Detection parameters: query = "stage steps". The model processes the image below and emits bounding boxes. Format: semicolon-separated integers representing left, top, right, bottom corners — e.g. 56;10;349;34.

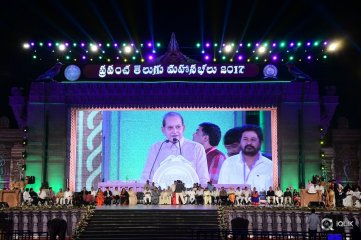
78;208;220;240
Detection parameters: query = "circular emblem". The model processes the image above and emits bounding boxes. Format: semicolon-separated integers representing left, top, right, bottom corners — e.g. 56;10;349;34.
152;155;199;189
263;64;278;79
64;65;81;81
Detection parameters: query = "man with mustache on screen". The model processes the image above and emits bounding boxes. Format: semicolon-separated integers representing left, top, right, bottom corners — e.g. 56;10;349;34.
141;112;210;185
218;124;273;192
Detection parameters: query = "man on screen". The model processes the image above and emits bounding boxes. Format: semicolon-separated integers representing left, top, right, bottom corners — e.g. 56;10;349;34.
192;122;226;184
141;112;210;184
218;124;273;191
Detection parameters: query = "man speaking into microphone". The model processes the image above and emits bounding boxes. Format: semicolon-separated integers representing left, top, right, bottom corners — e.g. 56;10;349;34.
141;112;210;185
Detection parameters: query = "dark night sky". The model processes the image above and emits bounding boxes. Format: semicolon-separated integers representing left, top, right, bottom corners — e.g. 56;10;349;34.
1;0;360;129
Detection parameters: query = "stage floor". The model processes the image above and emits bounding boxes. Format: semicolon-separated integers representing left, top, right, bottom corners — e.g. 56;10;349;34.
95;204;219;210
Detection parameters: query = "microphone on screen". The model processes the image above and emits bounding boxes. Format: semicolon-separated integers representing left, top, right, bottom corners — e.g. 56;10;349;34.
149;139;170;180
172;138;182;156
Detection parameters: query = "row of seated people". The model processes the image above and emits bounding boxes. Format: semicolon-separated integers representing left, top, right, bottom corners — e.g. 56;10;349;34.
305;180;361;208
22;187;74;206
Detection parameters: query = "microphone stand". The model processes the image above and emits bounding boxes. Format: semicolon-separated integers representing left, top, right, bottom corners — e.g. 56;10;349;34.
173;138;182;155
149;140;169;180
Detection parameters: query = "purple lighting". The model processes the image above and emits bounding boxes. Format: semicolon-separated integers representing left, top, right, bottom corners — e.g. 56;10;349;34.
238;55;243;61
272;55;278;61
205;43;210;48
81;43;85;47
255;43;260;47
306;42;311;46
323;41;328;45
239;43;243;47
147;55;154;61
48;43;52;47
31;42;35;46
82;56;86;60
204;55;210;61
147;42;152;47
272;43;276;47
307;55;312;60
114;43;118;47
290;42;294;47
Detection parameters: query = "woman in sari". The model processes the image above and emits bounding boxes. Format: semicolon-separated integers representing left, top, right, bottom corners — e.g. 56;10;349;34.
120;188;129;205
128;187;138;205
251;187;260;206
96;188;104;206
293;189;300;207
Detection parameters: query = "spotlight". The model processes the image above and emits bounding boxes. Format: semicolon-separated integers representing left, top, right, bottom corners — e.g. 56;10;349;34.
327;41;341;52
23;43;30;49
22;139;27;145
223;44;233;54
22;151;27;158
123;45;132;54
23;127;28;133
58;44;66;51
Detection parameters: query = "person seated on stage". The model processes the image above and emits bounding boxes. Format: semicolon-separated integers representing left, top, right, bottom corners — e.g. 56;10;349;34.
242;187;251;205
55;188;65;205
64;188;73;205
228;187;236;205
80;187;87;204
235;187;242;206
343;188;354;207
119;188;129;205
128;187;138;205
143;186;152;205
90;187;97;200
84;191;94;205
335;183;344;207
23;188;32;205
112;187;120;205
38;187;49;205
103;187;112;205
203;187;212;205
95;188;104;206
283;188;293;206
266;186;275;205
307;183;317;194
195;186;204;205
306;180;313;191
187;188;196;204
293;189;300;207
29;188;39;205
275;187;283;206
352;187;361;207
48;187;56;205
219;187;228;205
211;187;220;205
251;187;260;206
151;186;160;205
160;188;170;205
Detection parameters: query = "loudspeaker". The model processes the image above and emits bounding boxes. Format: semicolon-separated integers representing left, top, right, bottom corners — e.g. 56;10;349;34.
0;202;9;208
27;176;35;184
308;201;325;208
